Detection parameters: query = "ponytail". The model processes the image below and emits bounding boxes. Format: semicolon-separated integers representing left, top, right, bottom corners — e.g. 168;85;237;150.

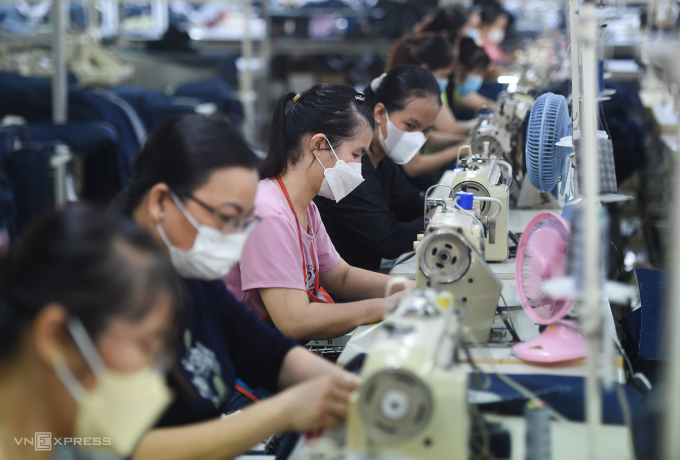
260;84;375;180
385;35;414;72
261;92;297;179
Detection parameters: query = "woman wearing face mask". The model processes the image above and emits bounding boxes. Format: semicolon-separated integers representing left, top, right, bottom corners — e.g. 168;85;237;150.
225;84;408;341
314;66;441;273
117;113;361;460
0;203;181;460
447;36;498;116
385;33;472;183
478;0;510;64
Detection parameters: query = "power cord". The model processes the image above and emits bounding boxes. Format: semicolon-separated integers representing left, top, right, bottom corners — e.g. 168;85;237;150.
498;294;521;343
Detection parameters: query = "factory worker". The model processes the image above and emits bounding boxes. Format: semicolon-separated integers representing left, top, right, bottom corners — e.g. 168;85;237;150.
478;0;510;64
418;4;478;57
448;37;498;114
117;113;361;460
0;203;181;460
314;66;440;272
385;32;473;183
225;84;410;341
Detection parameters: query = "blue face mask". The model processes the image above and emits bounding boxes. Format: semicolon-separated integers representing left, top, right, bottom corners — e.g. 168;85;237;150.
466;29;482;44
436;77;449;93
457;75;483;97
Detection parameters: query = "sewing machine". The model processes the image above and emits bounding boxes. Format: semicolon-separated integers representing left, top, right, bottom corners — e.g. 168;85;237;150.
469;91;534;160
346;289;468;460
450;147;511;262
414;192;503;343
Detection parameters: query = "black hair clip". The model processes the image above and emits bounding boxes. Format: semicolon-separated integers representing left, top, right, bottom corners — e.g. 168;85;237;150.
355;92;365;102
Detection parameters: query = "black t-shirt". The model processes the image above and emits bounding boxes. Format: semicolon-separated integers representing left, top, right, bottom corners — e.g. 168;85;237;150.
158;279;297;427
314;154;425;272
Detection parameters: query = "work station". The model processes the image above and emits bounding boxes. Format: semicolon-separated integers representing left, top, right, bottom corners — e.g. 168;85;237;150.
0;0;677;459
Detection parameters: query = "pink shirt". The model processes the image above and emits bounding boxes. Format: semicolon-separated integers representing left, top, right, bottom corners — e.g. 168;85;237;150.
482;40;507;63
224;179;341;320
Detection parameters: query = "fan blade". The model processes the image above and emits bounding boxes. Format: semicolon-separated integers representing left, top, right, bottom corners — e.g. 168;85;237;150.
542;276;575;299
527;227;565;276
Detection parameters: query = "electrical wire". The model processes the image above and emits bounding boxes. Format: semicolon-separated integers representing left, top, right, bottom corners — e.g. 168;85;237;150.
499;294;521;342
469;404;492;460
461;329;569;423
605;238;625;279
612;336;636;381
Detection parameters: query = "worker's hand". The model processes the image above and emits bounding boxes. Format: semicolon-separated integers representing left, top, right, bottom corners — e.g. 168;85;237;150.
381;283;416;317
277;374;359;432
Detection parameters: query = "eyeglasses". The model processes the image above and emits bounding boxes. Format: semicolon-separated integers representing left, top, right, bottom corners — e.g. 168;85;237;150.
185;193;261;233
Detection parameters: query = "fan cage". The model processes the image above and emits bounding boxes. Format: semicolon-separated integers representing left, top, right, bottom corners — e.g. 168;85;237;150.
525;93;571;193
516;212;573;325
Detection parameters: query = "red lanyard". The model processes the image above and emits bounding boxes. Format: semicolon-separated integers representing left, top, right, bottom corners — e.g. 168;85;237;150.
275;176;321;294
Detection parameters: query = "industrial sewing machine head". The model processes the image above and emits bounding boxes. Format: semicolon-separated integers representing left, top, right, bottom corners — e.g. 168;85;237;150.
451;145;511;262
414;191;502;343
469;91;534;161
346;287;469;460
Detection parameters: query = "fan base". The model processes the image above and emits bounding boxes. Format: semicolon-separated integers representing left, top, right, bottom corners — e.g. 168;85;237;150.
512;321;587;363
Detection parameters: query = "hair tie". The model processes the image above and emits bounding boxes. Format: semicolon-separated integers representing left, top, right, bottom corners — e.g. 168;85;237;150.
370;73;387;93
292;94;301;103
355;92;365;102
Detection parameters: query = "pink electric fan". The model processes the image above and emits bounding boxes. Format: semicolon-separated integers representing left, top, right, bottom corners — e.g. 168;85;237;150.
512;212;587;363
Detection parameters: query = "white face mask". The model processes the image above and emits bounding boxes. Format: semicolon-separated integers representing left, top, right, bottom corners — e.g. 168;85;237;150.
487;27;505;44
157;192;253;280
378;111;427;165
316;138;364;202
52;317;172;458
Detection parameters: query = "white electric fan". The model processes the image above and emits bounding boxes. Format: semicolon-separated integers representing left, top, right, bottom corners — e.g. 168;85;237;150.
512;212;586;362
525;92;574;205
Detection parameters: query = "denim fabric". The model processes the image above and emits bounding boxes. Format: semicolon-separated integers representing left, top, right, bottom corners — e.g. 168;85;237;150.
0;172;16;241
27;122;121;202
635;268;666;360
470;373;642;424
5;145;53;231
0;72;144;185
111;85;199;131
0;124;30;170
173;78;243;123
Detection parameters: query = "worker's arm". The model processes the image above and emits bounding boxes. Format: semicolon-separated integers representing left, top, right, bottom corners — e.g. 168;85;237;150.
484;63;505;80
260;258;412;340
320;257;411;301
401;141;470;178
133;374;356;460
424;131;468;150
434;105;476;135
457;92;499;112
259;286;384;340
277;346;359;390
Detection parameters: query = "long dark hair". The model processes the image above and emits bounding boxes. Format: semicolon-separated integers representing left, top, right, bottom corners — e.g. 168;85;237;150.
119;113;260;215
385;33;454;73
260;84;374;179
478;0;506;25
0;203;182;357
446;37;491;106
422;5;471;42
364;65;441;115
459;36;491;72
